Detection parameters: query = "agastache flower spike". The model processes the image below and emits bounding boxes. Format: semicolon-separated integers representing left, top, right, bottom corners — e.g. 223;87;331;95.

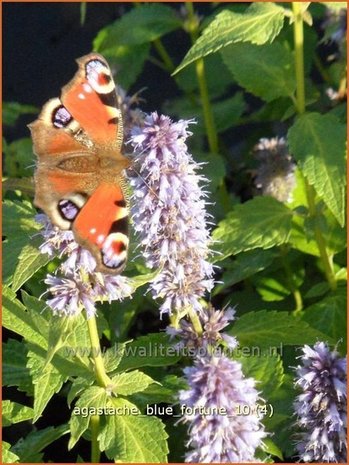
37;215;132;318
129;113;214;317
179;354;266;462
294;341;347;462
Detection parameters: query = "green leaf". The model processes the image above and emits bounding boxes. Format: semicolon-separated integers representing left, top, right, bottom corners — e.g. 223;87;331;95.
2;286;48;349
236;351;284;400
221;42;296;102
232;310;333;348
45;313;91;367
94;3;181;48
27;348;67;422
11;425;69;463
2;200;42;285
112;370;157;396
3;339;33;394
67;377;94;407
99;398;168;462
213;250;277;293
129;268;161;292
97;44;150;90
3;138;34;177
93;3;181;89
288;113;346;226
131;374;184;407
302;289;347;347
69;386;108;449
212;197;293;260
2;442;19;463
3;101;37;127
262;438;284;461
117;333;182;372
103;343;128;373
2;400;34;426
12;244;51;291
174;3;285;74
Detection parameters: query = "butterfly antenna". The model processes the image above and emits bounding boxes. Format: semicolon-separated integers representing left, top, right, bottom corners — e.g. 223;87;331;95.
127;165;163;205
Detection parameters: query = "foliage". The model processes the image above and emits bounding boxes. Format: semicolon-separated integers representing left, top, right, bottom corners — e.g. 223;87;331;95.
3;2;347;463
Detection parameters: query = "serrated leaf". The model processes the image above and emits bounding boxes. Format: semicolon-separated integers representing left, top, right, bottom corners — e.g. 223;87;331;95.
131;375;184;407
112;370;156;396
117;333;182;372
174;3;285;74
12;244;50;291
232;310;333;348
2;400;34;426
221;42;296;102
3;101;37;126
69;386;108;449
2;442;19;463
103;343;127;373
2;286;48;349
302;289;347;347
99;398;168;462
213;250;277;293
236;352;284;401
3;339;33;394
27;348;67;422
288;113;346;226
2;200;42;285
212;197;293;260
11;425;69;463
67;377;94;407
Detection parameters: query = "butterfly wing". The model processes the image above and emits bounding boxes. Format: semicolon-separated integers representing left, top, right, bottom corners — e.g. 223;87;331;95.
30;53;130;273
73;182;129;273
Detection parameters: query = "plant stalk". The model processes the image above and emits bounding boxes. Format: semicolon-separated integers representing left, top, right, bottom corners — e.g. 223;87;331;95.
292;2;337;290
186;2;219;154
86;314;112;387
90;415;101;463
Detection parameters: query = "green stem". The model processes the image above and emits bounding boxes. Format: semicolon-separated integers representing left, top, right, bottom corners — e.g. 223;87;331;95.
188;307;203;336
153;38;175;73
90;415;101;463
186;2;219;154
292;2;337;291
280;245;303;312
293;2;306;114
305;185;337;290
86;314;112;388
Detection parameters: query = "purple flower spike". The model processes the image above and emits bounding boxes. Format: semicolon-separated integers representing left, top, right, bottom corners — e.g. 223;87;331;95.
37;214;132;318
294;341;347;462
179;354;266;462
129;113;215;317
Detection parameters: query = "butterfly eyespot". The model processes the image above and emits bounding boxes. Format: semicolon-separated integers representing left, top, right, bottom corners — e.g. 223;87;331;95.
58;199;80;221
53;105;73;128
31;53;130;275
85;58;115;96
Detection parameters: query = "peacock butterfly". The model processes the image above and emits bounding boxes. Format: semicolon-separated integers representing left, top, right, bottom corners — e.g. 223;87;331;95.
29;53;130;274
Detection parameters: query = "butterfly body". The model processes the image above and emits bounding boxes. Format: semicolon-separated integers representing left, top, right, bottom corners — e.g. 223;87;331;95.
30;53;130;274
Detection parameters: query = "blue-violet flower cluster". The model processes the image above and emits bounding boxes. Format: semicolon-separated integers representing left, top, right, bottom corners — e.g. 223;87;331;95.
37;214;132;318
129;113;214;317
179;354;266;462
294;341;347;462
